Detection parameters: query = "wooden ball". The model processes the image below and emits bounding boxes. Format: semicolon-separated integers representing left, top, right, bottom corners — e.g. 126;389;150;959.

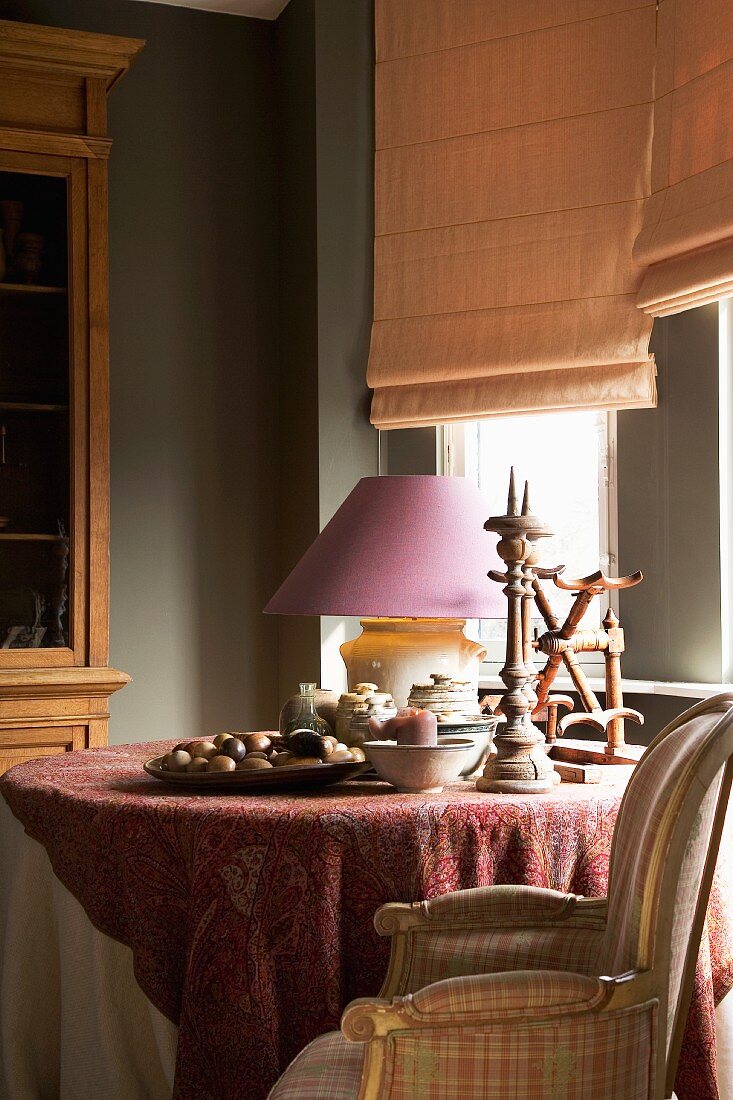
246;751;269;760
195;742;219;761
244;733;272;755
213;733;234;748
168;750;192;772
271;752;293;767
497;536;529;563
187;757;209;773
208;755;236;772
349;746;366;762
236;757;273;770
173;741;191;754
282;755;322;766
220;738;246;763
329;749;355;763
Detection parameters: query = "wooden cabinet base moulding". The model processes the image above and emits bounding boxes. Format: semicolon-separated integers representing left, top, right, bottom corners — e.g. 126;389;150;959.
0;667;130;775
0;21;143;770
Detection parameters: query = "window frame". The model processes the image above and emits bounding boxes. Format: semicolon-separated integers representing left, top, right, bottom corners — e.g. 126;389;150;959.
438;412;619;674
719;299;733;682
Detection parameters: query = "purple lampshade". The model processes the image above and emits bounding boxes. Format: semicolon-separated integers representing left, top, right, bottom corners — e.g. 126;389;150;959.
264;475;504;619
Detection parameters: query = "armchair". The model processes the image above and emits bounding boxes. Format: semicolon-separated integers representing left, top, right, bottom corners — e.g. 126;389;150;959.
269;694;733;1100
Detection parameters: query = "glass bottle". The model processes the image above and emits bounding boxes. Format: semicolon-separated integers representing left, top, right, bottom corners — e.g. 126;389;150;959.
283;682;332;739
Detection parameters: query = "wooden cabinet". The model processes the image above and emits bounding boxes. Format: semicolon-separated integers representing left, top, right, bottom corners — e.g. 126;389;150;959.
0;21;144;772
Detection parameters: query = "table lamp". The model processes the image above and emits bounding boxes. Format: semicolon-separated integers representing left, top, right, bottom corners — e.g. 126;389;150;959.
264;475;503;706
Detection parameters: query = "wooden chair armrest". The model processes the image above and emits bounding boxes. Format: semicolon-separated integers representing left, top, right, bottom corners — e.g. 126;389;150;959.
345;968;654;1040
375;886;607;937
567;895;608;926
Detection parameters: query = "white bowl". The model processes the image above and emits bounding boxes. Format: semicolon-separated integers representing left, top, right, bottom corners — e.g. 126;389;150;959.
364;738;475;793
437;719;497;777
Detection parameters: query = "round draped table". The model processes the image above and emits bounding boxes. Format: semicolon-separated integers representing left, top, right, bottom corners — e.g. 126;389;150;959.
1;740;731;1100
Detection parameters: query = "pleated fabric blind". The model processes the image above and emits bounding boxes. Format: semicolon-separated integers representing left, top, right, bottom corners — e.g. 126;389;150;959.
635;0;733;317
368;1;659;430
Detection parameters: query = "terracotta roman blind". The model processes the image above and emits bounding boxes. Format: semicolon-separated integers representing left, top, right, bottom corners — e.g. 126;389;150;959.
635;0;733;317
369;1;659;430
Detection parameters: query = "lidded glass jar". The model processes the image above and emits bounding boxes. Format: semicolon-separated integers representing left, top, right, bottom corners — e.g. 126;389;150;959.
282;682;332;739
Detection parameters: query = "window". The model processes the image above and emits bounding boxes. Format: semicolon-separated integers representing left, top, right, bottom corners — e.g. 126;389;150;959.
442;411;617;666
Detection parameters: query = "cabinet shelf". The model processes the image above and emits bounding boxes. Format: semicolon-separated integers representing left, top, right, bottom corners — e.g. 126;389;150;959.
0;282;67;295
0;401;68;412
0;532;65;541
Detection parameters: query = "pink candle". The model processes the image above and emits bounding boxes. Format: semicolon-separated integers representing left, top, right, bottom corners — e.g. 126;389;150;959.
368;707;438;747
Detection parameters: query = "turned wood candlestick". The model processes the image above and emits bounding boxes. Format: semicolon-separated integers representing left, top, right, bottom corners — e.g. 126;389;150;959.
476;472;556;794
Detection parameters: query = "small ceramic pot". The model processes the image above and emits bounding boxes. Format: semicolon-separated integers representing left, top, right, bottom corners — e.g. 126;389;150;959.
347;691;397;747
408;673;483;722
1;201;22;274
335;684;385;743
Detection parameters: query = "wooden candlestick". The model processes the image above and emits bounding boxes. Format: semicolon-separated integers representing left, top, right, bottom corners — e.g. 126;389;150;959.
476;472;556;794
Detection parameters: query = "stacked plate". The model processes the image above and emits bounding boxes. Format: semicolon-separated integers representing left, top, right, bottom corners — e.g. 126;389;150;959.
407;673;483;726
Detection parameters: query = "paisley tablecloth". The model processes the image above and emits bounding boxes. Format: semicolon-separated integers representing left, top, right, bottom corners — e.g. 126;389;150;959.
1;741;731;1100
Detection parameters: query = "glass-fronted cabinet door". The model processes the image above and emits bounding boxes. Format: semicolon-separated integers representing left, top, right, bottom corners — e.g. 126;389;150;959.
0;153;85;666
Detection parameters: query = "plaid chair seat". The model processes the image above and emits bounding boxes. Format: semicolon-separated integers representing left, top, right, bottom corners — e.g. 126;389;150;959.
269;1031;363;1100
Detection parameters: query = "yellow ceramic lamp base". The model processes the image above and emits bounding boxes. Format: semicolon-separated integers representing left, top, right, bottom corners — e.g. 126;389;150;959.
339;618;486;709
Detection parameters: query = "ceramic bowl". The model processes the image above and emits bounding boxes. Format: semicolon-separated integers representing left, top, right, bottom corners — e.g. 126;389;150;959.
437;717;497;777
363;738;475;793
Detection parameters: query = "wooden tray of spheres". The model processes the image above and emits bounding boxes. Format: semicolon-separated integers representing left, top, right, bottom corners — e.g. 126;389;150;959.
144;756;370;792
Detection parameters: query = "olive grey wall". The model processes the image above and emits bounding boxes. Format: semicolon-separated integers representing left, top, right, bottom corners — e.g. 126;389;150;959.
314;0;379;693
618;305;721;684
273;0;322;702
274;0;378;702
617;306;721;739
4;0;282;740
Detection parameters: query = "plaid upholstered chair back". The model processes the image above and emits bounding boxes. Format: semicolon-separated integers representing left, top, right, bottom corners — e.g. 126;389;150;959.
600;694;733;1094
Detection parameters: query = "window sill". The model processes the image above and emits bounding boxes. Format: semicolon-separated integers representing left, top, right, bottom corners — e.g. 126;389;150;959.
478;674;732;701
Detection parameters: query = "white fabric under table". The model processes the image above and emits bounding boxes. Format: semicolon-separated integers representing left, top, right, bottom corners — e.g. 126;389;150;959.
0;796;178;1100
1;795;731;1100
